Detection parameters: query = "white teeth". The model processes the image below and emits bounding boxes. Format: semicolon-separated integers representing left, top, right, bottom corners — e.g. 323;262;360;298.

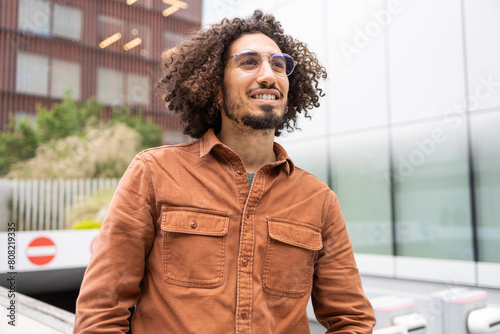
254;94;276;100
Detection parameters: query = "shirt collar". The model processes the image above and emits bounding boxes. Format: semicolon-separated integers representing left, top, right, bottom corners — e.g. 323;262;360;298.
200;129;295;176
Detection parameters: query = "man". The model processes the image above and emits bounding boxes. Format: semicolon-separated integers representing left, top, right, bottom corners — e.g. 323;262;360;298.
74;10;376;333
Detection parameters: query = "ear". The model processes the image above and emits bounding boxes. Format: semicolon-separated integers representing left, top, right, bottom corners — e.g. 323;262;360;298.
217;87;223;108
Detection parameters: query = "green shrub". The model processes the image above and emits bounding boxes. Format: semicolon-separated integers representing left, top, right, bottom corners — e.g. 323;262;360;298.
0;115;39;175
71;219;102;230
1;91;162;178
6;123;141;179
67;189;115;229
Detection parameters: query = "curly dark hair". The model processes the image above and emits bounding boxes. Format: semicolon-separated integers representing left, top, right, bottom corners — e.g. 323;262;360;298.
157;10;327;138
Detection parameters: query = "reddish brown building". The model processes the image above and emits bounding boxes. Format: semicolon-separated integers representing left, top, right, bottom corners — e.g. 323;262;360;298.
0;0;202;143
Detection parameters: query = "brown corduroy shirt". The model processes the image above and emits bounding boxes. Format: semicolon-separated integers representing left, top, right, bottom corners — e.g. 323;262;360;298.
74;129;375;333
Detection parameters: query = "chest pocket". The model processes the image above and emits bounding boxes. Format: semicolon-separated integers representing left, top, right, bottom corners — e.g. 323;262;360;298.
161;207;230;288
262;218;323;298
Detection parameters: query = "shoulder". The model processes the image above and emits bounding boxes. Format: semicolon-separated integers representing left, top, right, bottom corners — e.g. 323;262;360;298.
136;139;200;163
291;166;333;194
140;139;199;155
285;165;339;214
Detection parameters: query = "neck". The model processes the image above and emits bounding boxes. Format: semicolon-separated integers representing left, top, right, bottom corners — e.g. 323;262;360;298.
217;122;276;173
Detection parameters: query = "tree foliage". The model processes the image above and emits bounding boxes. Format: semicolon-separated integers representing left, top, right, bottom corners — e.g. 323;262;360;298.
0;116;39;175
7;123;142;179
111;107;161;149
0;91;162;177
36;94;102;143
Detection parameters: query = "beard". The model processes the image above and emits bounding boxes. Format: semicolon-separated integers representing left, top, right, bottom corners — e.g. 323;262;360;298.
222;89;286;131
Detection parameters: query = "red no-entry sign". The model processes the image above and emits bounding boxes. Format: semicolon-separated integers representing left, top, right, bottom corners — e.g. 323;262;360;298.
26;237;57;266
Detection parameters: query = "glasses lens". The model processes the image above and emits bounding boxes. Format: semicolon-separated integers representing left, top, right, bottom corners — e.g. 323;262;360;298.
236;51;261;72
270;55;287;76
234;50;295;76
271;54;295;76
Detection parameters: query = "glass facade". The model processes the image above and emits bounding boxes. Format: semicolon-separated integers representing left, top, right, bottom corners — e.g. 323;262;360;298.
330;129;392;256
472;112;500;263
392;120;473;261
204;0;500;286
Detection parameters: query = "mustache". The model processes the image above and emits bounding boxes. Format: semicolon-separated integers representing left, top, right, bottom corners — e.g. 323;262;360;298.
246;84;284;98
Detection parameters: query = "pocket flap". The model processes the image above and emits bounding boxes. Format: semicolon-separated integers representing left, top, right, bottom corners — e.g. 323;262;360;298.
161;207;229;236
267;218;323;250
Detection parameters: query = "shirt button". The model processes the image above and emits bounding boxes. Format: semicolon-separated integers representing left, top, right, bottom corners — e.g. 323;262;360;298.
242;259;248;267
241;311;248;319
190;221;197;229
237;170;243;175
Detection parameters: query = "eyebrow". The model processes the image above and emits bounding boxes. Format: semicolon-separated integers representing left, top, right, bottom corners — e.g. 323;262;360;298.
231;49;283;57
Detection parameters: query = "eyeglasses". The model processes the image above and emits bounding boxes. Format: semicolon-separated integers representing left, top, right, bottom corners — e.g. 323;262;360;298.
228;49;295;77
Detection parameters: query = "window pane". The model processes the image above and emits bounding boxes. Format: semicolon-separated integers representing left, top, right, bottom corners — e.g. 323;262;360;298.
471;112;500;263
330;129;392;255
15;111;36;123
125;24;151;58
51;59;81;99
98;15;125;52
127;74;150;106
97;68;123;106
18;0;50;35
53;4;82;40
392;119;473;261
16;52;49;96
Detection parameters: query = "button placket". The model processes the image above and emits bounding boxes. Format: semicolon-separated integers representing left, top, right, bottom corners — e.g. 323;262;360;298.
236;206;256;332
235;165;269;332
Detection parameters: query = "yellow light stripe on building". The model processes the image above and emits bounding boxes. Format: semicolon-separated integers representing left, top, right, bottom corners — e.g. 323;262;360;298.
123;37;142;51
99;33;122;49
162;5;180;17
162;0;188;10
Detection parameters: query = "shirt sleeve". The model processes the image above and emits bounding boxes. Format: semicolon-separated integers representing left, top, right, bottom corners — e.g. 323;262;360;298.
311;191;376;333
73;154;156;333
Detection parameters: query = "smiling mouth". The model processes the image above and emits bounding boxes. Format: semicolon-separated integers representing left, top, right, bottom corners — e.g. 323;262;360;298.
252;94;277;100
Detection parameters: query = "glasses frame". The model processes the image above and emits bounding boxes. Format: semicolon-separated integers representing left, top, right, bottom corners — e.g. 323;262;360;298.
227;49;296;77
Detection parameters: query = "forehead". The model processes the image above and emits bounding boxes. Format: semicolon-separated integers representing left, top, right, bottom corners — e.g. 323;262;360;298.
230;33;282;55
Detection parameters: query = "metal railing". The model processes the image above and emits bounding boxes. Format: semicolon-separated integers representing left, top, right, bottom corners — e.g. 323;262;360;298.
2;178;118;231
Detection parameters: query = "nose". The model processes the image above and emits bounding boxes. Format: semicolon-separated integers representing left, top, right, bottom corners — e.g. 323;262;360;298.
256;56;277;85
